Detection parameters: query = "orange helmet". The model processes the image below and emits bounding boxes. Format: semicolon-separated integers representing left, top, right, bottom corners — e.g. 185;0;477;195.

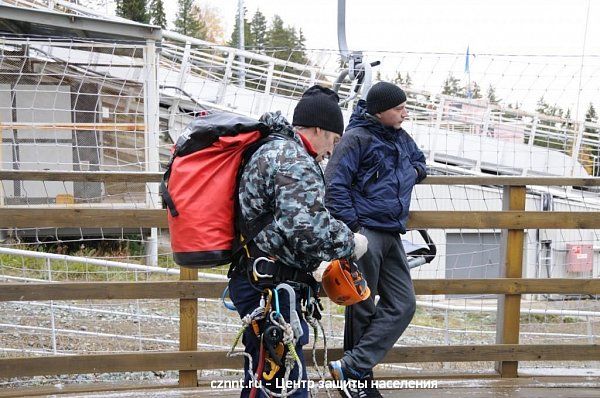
321;259;371;306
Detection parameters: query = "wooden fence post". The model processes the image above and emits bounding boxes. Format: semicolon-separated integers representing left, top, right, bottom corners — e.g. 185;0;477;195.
179;267;198;387
495;185;526;377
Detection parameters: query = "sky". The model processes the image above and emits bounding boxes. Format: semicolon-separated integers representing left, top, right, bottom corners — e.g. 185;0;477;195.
162;0;600;55
156;0;600;118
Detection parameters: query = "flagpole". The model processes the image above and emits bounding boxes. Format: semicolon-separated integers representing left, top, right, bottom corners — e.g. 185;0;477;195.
465;45;472;99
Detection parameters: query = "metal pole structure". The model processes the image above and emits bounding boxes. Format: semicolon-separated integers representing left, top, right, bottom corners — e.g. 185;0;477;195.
237;0;246;88
337;0;350;62
0;117;5;243
143;39;160;268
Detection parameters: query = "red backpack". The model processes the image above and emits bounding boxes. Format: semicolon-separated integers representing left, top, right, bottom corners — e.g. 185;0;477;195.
161;113;275;268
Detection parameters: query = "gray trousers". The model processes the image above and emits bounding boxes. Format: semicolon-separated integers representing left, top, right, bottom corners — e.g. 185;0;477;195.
343;227;416;373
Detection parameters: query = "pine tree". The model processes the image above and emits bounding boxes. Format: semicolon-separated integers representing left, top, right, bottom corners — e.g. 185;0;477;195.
487;84;500;104
290;28;308;64
267;15;292;60
441;73;461;96
471;81;482;99
586;102;598;123
392;72;412;88
250;10;268;52
149;0;166;28
405;72;412;88
393;71;405;86
228;5;251;48
116;0;149;24
536;96;550;114
174;0;206;39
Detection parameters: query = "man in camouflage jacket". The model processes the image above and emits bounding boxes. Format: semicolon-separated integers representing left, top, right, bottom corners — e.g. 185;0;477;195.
228;86;368;397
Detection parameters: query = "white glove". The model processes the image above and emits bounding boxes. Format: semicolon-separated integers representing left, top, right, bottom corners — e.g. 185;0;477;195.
312;261;330;282
353;232;369;260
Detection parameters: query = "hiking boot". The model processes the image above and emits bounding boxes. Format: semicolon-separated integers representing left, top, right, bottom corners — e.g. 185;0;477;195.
328;360;383;398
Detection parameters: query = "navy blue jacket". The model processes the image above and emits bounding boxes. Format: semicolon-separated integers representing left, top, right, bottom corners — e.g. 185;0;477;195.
325;100;427;234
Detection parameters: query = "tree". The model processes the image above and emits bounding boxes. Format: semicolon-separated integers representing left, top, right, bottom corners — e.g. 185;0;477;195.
116;0;149;24
536;96;550;114
487;84;500;105
405;72;412;88
228;5;251;48
267;15;294;60
471;81;482;99
174;0;206;39
195;4;224;43
441;73;461;96
393;71;405;86
290;28;308;64
249;9;268;52
393;71;412;88
149;0;166;28
585;102;597;123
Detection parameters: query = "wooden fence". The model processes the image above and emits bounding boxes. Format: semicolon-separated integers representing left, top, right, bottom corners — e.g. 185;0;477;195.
1;172;600;388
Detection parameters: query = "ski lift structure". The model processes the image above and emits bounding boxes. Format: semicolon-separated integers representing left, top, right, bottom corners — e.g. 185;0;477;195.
333;0;436;269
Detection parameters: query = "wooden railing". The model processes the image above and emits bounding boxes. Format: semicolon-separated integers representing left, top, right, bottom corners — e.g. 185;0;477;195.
1;171;600;387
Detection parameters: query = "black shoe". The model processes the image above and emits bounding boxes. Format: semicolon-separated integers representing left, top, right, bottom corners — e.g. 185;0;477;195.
328;361;382;398
361;378;383;398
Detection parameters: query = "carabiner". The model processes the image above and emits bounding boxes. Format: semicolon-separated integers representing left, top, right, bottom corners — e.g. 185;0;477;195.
252;257;275;279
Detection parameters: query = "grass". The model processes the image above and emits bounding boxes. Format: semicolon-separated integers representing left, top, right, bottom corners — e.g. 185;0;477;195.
0;236;232;282
521;313;579;324
1;238;178;282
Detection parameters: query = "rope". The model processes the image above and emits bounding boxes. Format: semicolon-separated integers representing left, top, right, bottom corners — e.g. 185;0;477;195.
227;291;304;398
307;315;333;398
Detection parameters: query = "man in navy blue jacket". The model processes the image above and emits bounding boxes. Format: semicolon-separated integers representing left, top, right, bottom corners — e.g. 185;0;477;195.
325;82;427;398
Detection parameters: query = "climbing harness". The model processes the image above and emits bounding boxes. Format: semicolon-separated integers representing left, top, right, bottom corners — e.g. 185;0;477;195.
227;284;307;398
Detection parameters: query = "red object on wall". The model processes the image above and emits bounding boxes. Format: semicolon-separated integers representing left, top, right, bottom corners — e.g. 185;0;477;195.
566;244;593;273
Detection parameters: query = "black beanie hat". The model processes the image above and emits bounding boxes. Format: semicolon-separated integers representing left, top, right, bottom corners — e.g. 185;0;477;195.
292;85;344;135
366;82;407;115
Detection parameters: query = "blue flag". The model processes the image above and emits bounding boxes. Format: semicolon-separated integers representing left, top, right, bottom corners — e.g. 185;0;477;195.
465;45;472;98
465;45;470;74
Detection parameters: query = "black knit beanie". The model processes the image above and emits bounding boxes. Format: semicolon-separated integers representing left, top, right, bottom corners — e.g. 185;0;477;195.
292;85;344;135
366;82;407;115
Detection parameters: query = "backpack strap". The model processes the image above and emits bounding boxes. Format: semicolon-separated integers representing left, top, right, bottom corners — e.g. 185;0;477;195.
160;155;179;217
231;135;288;262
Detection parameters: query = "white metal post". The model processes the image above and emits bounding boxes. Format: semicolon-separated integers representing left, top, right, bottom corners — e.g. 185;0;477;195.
309;69;317;87
46;258;58;354
571;121;586;176
476;106;492;172
528;116;539;147
168;41;192;140
430;97;445;163
258;61;275;115
216;52;235;105
144;39;160;268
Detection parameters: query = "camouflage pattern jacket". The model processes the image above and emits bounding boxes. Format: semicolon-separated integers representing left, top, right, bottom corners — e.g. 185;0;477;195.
238;112;354;271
